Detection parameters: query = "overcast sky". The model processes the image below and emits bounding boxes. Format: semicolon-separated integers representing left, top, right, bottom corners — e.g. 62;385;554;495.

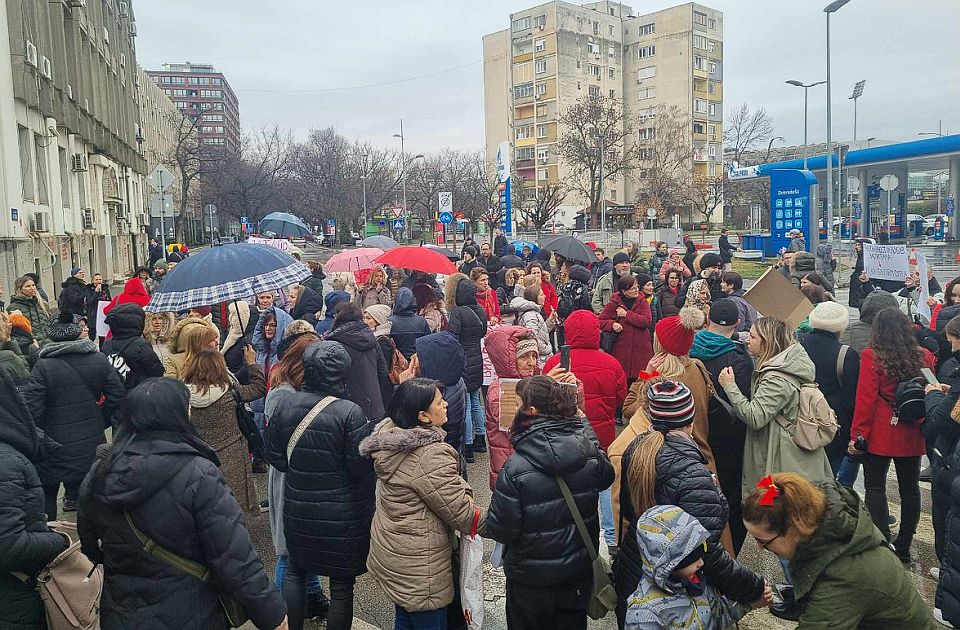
134;0;959;157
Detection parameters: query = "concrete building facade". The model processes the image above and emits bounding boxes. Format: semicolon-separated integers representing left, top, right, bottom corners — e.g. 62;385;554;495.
146;62;239;153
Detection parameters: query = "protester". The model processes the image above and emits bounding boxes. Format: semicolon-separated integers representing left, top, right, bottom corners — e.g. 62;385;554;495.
183;346;264;514
84;272;111;339
103;276;151;321
163;316;218;379
789;251;818;289
326;302;390;421
511;282;555;366
676;253;724;309
593;252;633;313
412;282;446;333
614;379;767;627
148;238;164;267
557;263;593;322
924;355;960;572
363;304;396;372
58;267;87;317
938;460;960;626
412;332;467;465
683;278;712;319
484;375;614;629
600;274;653;392
479;241;503;288
446;273;489;461
525;262;558;319
591;247;614;287
848;238;874;309
850;308;934;562
720;271;758;332
718;317;832;497
264;341;375;630
167;244;185;263
78;378;287;630
0;312;29;382
302;260;326;295
9;275;52;345
102;303;165;390
290;285;325;329
839;289;898;353
315;289;350;336
497;268;524;323
648;242;670;280
471;267;501;323
354;266;391;308
718;228;737;271
742;473;929;628
624;241;649;276
143;311;175;364
8;312;39;369
682;238;698;273
786;228;806;253
519;244;535;264
385;287;428;362
361;378;483;629
220;300;252;373
656;268;684;319
23;310;125;518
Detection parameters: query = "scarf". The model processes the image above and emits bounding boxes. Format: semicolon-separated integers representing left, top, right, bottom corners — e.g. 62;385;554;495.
620;294;637;310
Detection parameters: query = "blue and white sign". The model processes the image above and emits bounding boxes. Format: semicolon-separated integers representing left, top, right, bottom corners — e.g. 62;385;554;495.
393;218;405;230
727;161;761;181
769;169;818;254
496;141;513;235
240;216;249;224
438;211;453;225
326;219;336;227
948;198;956;218
10;208;18;221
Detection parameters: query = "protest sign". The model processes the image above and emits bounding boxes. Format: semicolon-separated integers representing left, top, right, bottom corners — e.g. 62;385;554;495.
498;379;521;430
914;249;931;322
480;324;506;386
95;301;111;338
863;244;909;282
743;267;814;330
248;236;290;252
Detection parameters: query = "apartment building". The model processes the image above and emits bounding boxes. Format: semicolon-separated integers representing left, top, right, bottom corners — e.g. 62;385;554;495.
483;1;724;228
0;0;153;298
147;62;240;152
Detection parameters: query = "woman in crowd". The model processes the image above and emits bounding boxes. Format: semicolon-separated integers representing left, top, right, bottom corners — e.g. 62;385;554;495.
683;278;712;319
511;281;555;366
326;302;391;420
850;308;934;562
163;316;218;379
302;260;326;296
498;268;524;323
361;378;483;629
389;287;431;360
78;378;288;630
614;378;767;627
0;369;71;630
84;272;112;339
600;275;653;401
182;346;265;515
316;289;351;336
363;304;396;373
682;239;698;274
526;262;558;319
264;341;375;630
289;285;326;329
411;332;468;468
848;238;874;310
354;266;392;309
102;304;166;391
657;249;692;282
484;375;614;629
220;301;252;374
657;268;684;319
637;274;662;330
413;283;446;333
144;311;176;363
0;312;29;382
446;273;489;461
742;473;929;627
718;317;832;497
8;313;39;369
648;241;670;279
800;272;830;292
9;275;52;345
249;306;295;472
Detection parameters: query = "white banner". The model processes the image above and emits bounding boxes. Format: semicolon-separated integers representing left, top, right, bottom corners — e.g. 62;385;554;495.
247;236;290;252
862;243;909;282
914;249;932;322
95;301;111;338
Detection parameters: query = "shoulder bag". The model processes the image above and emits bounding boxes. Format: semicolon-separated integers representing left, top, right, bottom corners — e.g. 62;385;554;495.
556;477;617;620
836;344;849;394
386;337;409;385
287;396;337;462
229;385;263;455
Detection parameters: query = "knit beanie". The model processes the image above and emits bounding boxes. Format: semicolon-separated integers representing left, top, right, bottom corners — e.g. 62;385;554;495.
515;337;539;359
8;313;32;335
646;380;696;430
613;252;631;265
48;310;81;342
655;307;706;356
70;267;82;276
699;252;722;271
365;304;391;326
192;305;213;317
635;273;652;290
808;301;849;334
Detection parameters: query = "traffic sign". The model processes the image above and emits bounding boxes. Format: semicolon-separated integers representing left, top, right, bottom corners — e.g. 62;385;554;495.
240;216;249;224
378;220;386;226
438;211;453;225
326;218;336;226
391;207;404;218
150;194;175;219
879;174;899;192
438;192;453;217
393;218;405;230
146;165;174;193
947;198;956;218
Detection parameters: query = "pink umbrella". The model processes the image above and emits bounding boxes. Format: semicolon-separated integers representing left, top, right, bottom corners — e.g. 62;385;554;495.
323;247;384;272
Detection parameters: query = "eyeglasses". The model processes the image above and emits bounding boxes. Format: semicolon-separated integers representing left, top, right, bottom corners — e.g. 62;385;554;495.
753;533;781;550
264;323;278;329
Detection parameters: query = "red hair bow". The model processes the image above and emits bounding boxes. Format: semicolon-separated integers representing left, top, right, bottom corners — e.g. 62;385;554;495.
639;369;660;381
757;475;779;506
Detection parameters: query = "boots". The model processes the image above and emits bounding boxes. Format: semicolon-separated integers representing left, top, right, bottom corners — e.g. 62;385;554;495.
473;434;487;453
464;443;475;463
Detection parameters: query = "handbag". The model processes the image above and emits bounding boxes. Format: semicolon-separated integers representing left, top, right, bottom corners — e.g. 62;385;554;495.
556;477;617;620
386;338;409;385
12;521;103;630
229;385;263;456
459;508;484;629
124;511;248;627
599;330;619;353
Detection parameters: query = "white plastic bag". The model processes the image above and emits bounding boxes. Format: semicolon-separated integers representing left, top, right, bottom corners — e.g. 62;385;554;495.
460;509;484;629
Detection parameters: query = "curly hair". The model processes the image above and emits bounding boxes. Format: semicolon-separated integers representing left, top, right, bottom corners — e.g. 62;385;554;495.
870;308;924;381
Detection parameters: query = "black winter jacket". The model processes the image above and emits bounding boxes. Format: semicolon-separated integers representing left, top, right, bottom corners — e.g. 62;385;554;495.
10;328;39;369
389;288;431;360
483;416;614;586
58;276;87;317
925;386;960;562
446;275;488;392
416;331;467;459
0;371;69;630
102;304;165;390
79;428;285;630
557;265;594;321
291;285;325;327
84;284;112;339
799;329;861;463
23;339;125;484
325;320;390;420
940;475;960;624
615;434;764;617
263;341;376;578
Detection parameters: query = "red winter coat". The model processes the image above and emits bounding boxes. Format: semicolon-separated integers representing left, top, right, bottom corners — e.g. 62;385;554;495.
543;310;626;451
476;288;501;322
851;347;934;458
541;279;558;318
598;292;653;380
103;278;151;339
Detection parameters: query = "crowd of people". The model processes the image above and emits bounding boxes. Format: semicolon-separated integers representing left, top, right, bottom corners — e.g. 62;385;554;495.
0;231;953;629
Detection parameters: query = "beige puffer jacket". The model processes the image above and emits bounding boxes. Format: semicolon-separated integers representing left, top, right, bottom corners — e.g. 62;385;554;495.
359;418;484;612
162;316;217;379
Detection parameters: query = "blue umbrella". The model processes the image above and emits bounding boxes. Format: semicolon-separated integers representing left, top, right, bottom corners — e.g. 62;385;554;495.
146;243;310;312
361;235;400;250
258;212;312;238
511;240;539;254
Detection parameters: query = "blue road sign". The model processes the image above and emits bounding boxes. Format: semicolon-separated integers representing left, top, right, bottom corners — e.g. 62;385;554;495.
948;198;956;218
438;211;453;225
393;218;405;230
240;216;248;224
378;220;386;226
327;218;336;226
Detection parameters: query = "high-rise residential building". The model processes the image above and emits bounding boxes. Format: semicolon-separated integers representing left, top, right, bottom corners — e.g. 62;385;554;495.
483;1;724;229
147;62;240;151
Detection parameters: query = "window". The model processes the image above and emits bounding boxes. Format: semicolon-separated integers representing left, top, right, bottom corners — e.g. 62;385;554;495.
694;11;707;26
637;45;655;59
611;189;617;200
694;56;707;71
516;125;534;139
708;80;715;94
175;101;188;109
512;16;531;31
537;147;548;161
709;61;718;75
608;44;615;57
204;137;225;146
609;24;614;35
609;88;615;98
694;98;708;113
693;121;706;134
533;14;546;28
708;143;718;159
708;40;716;53
709;163;718;176
211;78;222;85
587;42;600;55
514;83;534;98
638;126;655;140
693;35;708;50
535;60;546;74
163;89;171;95
160;76;171;84
589;64;600;76
34;135;48;205
536;82;546;95
202;114;224;121
536;104;547;117
18;126;33;201
58;148;70;208
638;86;656;100
534;38;545;52
639;148;653;160
608;67;615;79
170;76;184;84
200;90;222;98
639;23;655;36
638;65;656;80
708;124;717;139
592;21;599;35
172;89;189;97
538;168;549;180
709;102;719;117
638;106;656;119
214;102;224;111
516;147;535;161
188;77;199;85
709;18;716;30
588;85;600;97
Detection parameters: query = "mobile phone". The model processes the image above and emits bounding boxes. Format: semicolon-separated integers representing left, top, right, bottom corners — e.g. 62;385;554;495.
560;345;571;371
921;368;940;387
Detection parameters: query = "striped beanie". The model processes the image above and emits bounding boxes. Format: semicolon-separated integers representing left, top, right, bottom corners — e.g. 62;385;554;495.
647;380;696;430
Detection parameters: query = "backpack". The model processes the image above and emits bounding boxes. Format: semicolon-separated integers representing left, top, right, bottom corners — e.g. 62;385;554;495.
880;377;926;425
774;372;839;452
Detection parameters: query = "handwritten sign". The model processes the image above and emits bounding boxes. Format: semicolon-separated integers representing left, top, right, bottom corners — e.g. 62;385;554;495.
498;378;521;431
914;249;931;322
743;267;813;330
480;324;506;386
247;236;290;252
862;244;909;282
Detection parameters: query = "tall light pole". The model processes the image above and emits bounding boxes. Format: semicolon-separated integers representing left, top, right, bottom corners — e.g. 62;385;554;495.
785;80;825;171
765;136;785;162
919;120;944;138
360;153;369;237
393;121;421;242
849;79;865;141
824;0;854;245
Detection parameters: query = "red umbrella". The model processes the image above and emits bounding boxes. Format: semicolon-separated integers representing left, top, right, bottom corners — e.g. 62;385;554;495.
374;246;456;275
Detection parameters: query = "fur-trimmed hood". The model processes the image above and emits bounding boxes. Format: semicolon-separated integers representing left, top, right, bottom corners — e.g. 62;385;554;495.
167;316;214;354
444;273;475;312
38;338;98;358
143;311;176;344
359;417;445;479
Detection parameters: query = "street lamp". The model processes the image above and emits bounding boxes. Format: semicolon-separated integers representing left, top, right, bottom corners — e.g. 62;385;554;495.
393;120;423;242
786;80;826;170
849;79;866;141
765;136;785;162
824;0;854;244
919;120;944;138
360;153;369;237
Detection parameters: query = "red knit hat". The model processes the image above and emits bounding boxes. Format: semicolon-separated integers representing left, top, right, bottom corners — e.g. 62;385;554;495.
8;313;32;335
654;307;706;356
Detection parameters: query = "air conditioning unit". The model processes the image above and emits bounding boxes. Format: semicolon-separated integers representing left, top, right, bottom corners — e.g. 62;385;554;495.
25;41;38;67
72;153;88;171
31;212;51;233
40;56;52;79
82;98;90;112
118;1;128;16
82;208;95;230
102;27;109;45
66;83;74;99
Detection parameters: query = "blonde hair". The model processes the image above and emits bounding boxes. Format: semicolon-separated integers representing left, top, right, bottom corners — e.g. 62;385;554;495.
0;311;10;343
626;374;669;516
751;317;795;368
652;336;691;377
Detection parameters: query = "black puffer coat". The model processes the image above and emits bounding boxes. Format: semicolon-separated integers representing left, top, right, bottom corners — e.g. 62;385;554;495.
10;328;39;370
415;331;467;459
483;416;614;586
291;285;325;326
325;320;389;420
615;433;764;624
263;341;376;578
925;386;960;562
22;339;125;484
58;276;87;317
445;274;488;392
78;380;285;630
799;329;861;465
0;370;69;630
102;304;165;390
940;475;960;625
389;287;431;360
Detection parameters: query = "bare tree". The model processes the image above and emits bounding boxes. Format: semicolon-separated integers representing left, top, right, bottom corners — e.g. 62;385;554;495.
688;174;725;226
516;181;567;238
557;94;635;222
724;104;775;165
633;104;692;217
163;111;202;242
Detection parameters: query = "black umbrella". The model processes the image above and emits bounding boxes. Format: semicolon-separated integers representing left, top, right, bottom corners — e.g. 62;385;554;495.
537;235;594;263
424;245;459;261
500;254;524;269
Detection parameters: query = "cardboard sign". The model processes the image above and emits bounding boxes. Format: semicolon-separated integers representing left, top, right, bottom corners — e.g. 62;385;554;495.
743;267;813;330
862;243;909;282
914;249;932;322
95;301;111;338
498;378;521;431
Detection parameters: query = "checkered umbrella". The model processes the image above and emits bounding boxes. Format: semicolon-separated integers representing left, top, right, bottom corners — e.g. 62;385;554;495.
146;243;310;312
